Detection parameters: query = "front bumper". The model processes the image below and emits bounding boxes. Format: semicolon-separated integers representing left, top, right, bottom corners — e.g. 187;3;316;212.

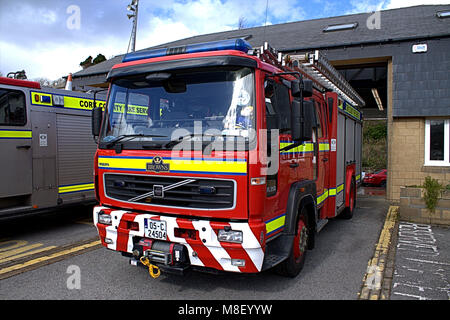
93;206;266;273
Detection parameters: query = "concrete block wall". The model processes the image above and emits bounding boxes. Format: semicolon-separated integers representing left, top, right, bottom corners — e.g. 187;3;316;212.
399;187;450;225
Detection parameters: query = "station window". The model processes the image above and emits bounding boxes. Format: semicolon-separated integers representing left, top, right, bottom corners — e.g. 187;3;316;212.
0;89;26;126
424;119;450;166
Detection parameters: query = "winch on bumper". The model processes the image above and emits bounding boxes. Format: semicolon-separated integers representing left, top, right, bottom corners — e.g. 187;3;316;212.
130;238;190;275
93;206;266;275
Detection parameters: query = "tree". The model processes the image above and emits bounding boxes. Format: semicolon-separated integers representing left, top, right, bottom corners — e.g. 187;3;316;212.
52;77;66;89
33;77;52;87
80;56;93;69
93;54;106;65
238;16;247;29
80;54;106;69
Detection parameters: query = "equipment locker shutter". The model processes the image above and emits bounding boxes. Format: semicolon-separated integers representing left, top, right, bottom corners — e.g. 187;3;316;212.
345;118;355;163
355;122;362;183
56;113;96;192
336;113;346;207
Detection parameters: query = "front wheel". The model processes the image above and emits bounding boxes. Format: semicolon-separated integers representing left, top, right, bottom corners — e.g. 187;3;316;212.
275;208;309;278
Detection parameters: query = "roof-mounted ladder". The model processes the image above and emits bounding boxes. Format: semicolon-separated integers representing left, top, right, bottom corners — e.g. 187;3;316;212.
253;42;365;107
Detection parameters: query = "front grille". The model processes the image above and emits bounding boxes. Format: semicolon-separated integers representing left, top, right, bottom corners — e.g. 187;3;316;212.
104;174;235;209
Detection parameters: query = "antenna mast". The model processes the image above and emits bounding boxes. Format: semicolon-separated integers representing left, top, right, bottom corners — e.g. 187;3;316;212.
127;0;139;53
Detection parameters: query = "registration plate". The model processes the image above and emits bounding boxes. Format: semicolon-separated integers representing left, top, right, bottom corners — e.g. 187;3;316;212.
144;219;167;240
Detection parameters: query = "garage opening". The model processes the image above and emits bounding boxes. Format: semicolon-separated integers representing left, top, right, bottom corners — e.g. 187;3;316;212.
334;61;389;192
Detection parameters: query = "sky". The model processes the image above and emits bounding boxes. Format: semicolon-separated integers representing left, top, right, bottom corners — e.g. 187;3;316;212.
0;0;449;81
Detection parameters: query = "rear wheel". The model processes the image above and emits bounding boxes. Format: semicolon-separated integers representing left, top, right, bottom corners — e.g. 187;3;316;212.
276;207;309;277
340;178;356;219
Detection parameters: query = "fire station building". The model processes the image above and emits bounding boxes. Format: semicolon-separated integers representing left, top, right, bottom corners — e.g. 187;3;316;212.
72;4;450;203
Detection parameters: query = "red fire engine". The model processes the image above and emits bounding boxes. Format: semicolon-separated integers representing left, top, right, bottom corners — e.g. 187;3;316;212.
91;39;364;278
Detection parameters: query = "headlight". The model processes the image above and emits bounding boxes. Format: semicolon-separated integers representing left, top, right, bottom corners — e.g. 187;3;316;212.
98;211;112;225
218;229;243;243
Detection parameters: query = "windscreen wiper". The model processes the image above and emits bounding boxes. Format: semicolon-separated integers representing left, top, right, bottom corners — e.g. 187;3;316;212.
164;133;207;149
105;134;168;148
164;133;245;149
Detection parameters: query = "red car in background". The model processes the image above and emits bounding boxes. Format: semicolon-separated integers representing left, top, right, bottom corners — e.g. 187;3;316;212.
363;169;387;187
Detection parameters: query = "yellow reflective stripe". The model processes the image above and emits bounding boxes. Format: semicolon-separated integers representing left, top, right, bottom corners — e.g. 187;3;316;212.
266;214;285;236
280;142;329;153
319;143;330;151
64;96;105;111
345;104;361;120
280;142;314;153
0;130;32;139
31;91;106;110
113;103;148;115
329;184;344;197
98;157;247;175
317;189;329;205
337;99;361;120
58;183;94;194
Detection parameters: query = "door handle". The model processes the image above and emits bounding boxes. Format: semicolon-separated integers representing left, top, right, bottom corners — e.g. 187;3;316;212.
322;158;328;162
16;145;31;149
290;162;299;168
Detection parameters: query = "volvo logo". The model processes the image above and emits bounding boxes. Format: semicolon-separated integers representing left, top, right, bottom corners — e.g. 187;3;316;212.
146;156;170;173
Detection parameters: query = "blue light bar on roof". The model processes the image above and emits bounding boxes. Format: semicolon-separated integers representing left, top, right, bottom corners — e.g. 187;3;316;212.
122;38;252;63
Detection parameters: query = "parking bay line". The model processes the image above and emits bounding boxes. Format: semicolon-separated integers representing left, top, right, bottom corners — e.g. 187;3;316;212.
0;243;45;260
0;239;101;280
0;240;28;252
0;246;57;264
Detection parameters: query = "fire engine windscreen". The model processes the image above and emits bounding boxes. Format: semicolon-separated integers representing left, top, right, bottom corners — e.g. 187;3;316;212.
100;67;255;150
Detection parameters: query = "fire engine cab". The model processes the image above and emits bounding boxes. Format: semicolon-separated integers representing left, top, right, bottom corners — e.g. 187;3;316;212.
91;39;364;277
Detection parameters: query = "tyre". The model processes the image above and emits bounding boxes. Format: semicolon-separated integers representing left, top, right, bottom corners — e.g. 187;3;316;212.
275;207;309;278
340;178;356;219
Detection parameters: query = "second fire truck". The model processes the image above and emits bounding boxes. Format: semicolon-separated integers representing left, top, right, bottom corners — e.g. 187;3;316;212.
91;39;364;277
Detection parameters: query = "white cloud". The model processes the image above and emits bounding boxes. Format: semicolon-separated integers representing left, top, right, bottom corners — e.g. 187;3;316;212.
138;17;204;49
138;0;305;48
0;37;124;80
348;0;450;14
383;0;450;9
347;0;386;14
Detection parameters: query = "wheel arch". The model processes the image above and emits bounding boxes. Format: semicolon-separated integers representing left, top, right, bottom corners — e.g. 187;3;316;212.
285;181;317;249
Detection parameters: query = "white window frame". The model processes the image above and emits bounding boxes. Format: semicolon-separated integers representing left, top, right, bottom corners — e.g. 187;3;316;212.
424;119;450;166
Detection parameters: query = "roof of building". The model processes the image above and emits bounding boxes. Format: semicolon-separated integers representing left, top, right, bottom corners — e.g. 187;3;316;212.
73;4;450;78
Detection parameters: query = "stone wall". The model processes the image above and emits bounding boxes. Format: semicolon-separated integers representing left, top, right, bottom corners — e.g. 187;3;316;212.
399;187;450;225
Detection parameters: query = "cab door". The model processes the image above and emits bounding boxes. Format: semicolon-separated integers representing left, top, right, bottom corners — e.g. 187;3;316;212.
263;78;297;238
313;98;329;214
0;86;32;198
